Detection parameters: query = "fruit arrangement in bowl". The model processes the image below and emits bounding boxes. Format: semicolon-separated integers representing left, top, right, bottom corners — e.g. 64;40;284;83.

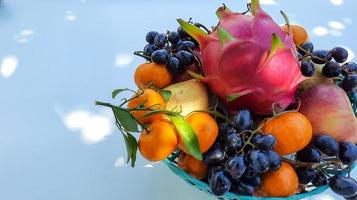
96;0;357;199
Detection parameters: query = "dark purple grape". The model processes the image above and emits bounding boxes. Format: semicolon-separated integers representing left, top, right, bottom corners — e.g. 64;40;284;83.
167;57;183;75
300;61;315;77
339;142;357;165
209;171;231;196
203;145;226;166
207;165;224;182
342;62;357;76
154;33;167;47
312;172;327;187
341;74;357;93
298;41;314;55
168;31;180;44
232;109;253;132
188;37;199;47
296;167;316;184
172;40;182;50
178;41;196;51
243;166;259;179
329;176;357;198
242;175;262;188
265;150;282;171
218;122;234;135
151;49;169;64
251;134;276;150
231;181;254;196
175;50;194;66
298;52;304;60
314;135;339;156
145;31;159;44
248;150;269;173
331;47;349;63
177;27;190;39
322;61;342;78
296;147;321;163
225;155;247;180
223;129;243;155
311;50;332;64
143;44;158;57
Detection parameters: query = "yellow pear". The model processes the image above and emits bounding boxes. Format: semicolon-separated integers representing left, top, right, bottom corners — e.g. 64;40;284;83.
164;79;209;117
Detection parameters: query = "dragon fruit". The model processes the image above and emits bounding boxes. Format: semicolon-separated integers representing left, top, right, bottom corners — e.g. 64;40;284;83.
178;0;305;115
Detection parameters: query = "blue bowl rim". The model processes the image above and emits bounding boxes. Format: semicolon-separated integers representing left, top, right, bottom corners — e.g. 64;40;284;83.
163;87;357;199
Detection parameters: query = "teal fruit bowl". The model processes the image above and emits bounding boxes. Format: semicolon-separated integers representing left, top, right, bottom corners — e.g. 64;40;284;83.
164;93;357;200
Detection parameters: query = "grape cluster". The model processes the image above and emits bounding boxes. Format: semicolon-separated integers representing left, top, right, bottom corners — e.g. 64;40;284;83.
298;42;357;94
203;109;282;196
143;27;198;76
295;135;357;199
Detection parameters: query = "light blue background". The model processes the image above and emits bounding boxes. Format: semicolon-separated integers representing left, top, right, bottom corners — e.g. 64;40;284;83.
0;0;356;199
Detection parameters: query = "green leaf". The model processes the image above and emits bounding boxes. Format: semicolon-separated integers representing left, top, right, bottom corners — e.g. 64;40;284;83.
217;28;235;47
160;90;172;102
226;93;241;102
270;33;285;56
169;115;202;160
112;88;129;99
122;133;131;163
177;19;209;47
113;107;138;132
226;89;255;102
122;132;138;167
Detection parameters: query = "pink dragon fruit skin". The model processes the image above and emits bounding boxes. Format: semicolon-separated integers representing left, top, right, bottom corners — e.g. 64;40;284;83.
178;0;305;115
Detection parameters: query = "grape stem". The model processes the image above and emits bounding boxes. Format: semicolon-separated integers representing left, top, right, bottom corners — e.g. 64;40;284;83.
282;157;344;169
295;45;328;63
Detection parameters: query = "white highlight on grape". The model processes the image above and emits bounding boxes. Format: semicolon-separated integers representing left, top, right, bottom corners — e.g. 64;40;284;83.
328;21;345;30
115;53;134;68
65;11;77;21
62;109;113;144
114;156;125;167
312;27;328;36
0;55;19;78
330;0;343;6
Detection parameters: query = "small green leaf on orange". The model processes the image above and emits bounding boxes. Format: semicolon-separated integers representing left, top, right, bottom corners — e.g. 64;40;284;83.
169;115;202;160
160;90;172;102
113;107;138;132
